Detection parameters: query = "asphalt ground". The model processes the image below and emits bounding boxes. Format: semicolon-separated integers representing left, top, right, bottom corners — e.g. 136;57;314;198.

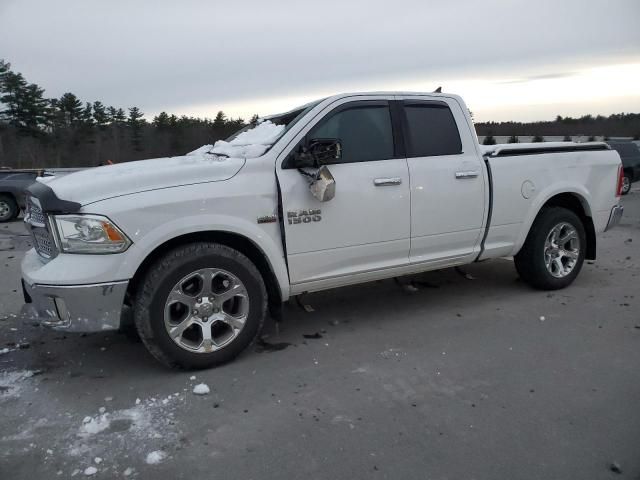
1;187;638;479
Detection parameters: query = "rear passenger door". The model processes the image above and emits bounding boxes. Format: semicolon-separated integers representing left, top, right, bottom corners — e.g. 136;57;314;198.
399;96;486;264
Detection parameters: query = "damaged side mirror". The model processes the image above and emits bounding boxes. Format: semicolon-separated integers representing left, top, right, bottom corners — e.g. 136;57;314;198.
289;138;339;202
292;138;342;168
308;165;336;202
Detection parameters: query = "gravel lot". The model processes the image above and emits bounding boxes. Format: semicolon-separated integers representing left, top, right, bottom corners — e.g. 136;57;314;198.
1;188;639;479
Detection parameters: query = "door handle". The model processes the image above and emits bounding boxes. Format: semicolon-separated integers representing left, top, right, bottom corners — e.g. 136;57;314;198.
455;170;479;179
374;177;402;186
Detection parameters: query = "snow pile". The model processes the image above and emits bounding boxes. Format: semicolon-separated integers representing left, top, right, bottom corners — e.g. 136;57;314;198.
192;383;210;395
0;369;35;399
79;414;111;436
210;120;285;158
145;450;167;465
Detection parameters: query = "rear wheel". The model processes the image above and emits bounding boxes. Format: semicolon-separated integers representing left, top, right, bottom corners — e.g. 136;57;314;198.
0;194;18;222
134;242;267;369
621;174;631;195
515;207;586;290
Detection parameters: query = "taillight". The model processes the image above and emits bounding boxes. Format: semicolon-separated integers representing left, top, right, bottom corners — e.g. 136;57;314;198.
616;165;624;197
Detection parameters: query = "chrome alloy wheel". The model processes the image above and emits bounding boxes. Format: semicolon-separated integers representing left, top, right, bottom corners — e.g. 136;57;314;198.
163;268;249;353
621;176;631;195
543;222;580;278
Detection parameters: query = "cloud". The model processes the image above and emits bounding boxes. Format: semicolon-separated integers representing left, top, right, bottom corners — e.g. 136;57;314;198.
1;0;639;120
497;72;577;84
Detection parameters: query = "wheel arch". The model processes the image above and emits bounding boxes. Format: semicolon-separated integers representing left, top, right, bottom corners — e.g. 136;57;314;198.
127;230;285;321
514;191;596;260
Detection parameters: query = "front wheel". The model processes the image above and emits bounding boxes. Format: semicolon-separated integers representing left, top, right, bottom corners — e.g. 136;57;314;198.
515;207;586;290
134;242;267;369
0;194;18;222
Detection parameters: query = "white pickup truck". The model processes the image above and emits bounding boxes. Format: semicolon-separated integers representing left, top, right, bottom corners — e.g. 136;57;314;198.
21;91;625;369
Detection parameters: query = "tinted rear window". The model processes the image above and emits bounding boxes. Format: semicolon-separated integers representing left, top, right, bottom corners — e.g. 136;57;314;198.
404;103;462;157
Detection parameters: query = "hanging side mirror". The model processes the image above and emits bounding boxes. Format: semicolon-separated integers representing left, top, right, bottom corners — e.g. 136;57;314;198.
309;165;336;202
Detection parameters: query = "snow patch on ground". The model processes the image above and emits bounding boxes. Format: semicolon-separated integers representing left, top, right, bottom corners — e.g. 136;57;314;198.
145;450;167;465
65;395;182;470
192;383;210;395
0;369;35;399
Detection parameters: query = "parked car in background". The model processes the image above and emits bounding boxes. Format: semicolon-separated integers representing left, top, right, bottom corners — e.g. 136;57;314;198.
607;141;640;195
0;168;84;222
0;169;45;222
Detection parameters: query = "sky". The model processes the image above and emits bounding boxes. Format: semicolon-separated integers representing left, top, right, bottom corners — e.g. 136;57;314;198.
1;0;639;123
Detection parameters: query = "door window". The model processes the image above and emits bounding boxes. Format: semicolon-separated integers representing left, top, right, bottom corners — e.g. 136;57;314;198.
403;103;462;157
308;104;394;163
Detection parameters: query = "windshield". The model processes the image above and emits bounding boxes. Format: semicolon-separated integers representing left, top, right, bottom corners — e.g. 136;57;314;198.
187;99;323;159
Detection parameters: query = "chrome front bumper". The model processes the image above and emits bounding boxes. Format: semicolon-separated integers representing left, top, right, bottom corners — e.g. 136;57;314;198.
21;279;128;332
604;204;624;232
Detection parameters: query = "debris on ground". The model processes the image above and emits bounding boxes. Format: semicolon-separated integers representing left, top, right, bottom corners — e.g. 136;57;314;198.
295;296;315;312
303;333;322;339
192;384;210;395
609;461;622;474
455;266;477;280
255;338;291;352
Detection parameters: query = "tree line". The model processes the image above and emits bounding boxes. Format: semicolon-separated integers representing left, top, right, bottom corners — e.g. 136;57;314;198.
476;113;640;145
1;58;639;168
0;59;250;168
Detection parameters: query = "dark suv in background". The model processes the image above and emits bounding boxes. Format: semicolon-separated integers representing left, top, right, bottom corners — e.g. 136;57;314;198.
0;169;45;222
608;141;640;195
0;168;83;222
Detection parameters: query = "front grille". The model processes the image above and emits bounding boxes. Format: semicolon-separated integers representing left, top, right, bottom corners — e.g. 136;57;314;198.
25;197;57;258
29;201;47;226
32;228;55;257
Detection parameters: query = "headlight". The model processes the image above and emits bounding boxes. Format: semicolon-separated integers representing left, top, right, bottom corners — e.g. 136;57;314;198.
52;214;132;254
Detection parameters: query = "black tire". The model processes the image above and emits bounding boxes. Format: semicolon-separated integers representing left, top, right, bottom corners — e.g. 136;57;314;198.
515;207;586;290
621;174;631;195
0;194;18;222
133;242;267;369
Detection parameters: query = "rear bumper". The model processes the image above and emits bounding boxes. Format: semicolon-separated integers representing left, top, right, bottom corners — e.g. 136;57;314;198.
604;204;623;232
21;279;128;332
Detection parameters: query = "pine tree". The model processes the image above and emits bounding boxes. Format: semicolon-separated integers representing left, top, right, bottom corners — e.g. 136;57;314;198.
507;134;519;143
58;93;84;126
92;101;108;128
81;102;94;127
212;111;226;130
0;70;28;126
153;111;170;130
128;106;145;151
563;135;571;142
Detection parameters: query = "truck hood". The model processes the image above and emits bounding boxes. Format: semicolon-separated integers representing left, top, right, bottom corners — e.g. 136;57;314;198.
44;153;245;206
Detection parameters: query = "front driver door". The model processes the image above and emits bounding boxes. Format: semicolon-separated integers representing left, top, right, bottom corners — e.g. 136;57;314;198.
276;98;410;291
